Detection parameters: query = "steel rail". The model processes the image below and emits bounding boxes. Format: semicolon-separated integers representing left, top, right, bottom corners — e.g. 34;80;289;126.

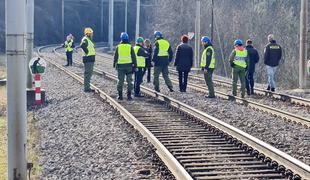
38;46;193;180
51;46;310;179
74;50;310;128
95;51;310;107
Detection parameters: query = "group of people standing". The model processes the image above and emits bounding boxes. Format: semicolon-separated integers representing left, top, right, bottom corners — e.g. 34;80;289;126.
64;27;282;100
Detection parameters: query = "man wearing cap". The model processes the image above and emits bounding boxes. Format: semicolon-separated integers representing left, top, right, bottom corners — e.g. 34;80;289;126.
229;39;249;98
264;34;282;92
134;37;149;97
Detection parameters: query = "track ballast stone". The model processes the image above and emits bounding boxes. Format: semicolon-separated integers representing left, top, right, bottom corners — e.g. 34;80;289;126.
34;60;164;179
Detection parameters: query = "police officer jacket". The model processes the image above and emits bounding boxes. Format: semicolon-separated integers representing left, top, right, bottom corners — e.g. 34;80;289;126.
113;41;137;69
80;36;95;63
152;37;173;66
264;40;282;67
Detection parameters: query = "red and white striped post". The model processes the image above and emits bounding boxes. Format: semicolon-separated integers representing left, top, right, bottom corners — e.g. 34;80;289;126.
34;73;42;106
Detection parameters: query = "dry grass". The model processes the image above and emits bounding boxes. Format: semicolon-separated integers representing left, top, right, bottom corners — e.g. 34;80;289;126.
0;86;6;179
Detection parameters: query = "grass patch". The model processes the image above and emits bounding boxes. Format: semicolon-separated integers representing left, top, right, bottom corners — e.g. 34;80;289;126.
0;55;5;79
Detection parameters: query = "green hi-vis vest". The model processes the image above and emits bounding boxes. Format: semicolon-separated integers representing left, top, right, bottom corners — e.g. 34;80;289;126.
134;46;146;68
233;49;247;68
117;44;132;64
82;37;96;57
65;40;73;52
200;46;215;69
157;39;170;57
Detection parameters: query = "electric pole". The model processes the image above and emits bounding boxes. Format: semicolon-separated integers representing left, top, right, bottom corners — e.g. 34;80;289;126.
125;0;128;32
109;0;114;51
194;0;201;68
135;0;141;40
62;0;65;40
26;0;34;89
101;0;104;40
6;0;28;179
211;0;214;42
299;0;308;89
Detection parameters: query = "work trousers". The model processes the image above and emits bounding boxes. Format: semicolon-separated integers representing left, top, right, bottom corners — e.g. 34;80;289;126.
117;67;133;93
66;51;73;66
203;69;215;97
266;65;277;89
153;65;173;91
178;71;189;92
134;68;145;96
232;67;246;97
84;62;94;91
246;71;255;95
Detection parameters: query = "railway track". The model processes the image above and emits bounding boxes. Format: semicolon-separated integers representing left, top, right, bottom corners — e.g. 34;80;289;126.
73;50;310;128
95;51;310;107
38;45;310;179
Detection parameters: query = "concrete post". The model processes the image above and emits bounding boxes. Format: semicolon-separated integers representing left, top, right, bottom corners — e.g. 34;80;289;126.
109;0;114;51
125;0;128;32
26;0;34;88
135;0;141;40
6;0;27;179
299;0;308;89
194;0;201;68
101;0;104;40
62;0;65;40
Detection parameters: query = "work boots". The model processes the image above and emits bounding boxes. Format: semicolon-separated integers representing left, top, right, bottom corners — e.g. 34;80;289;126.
127;91;133;101
118;91;123;100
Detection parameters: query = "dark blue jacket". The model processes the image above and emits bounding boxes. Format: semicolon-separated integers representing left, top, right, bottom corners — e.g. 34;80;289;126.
264;40;282;67
246;45;259;73
174;43;193;72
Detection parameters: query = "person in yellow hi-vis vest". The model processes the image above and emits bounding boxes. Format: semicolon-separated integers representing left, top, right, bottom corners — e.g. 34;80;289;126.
62;34;75;66
134;37;149;97
152;31;174;92
80;28;96;92
229;39;249;98
113;32;137;100
200;36;215;98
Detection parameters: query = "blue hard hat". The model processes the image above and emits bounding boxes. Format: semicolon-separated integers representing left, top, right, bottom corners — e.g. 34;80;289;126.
120;32;129;40
154;31;162;38
234;39;243;46
201;36;211;43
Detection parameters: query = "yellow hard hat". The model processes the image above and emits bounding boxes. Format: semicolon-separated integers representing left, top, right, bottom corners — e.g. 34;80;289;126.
84;27;93;35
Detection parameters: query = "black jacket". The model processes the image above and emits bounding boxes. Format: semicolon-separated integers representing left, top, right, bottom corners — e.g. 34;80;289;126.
246;45;259;73
174;43;193;72
145;44;153;67
264;40;282;67
152;37;173;66
113;41;137;69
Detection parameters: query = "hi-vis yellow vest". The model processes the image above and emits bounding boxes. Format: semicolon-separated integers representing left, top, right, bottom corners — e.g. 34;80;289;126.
200;46;215;69
65;40;73;52
233;49;247;68
157;39;170;57
117;44;132;64
134;46;146;68
82;37;96;57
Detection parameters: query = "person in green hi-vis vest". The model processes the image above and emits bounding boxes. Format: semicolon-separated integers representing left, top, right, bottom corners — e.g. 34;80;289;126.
80;27;96;93
200;36;215;98
152;31;174;93
229;39;249;98
113;32;137;100
134;37;149;97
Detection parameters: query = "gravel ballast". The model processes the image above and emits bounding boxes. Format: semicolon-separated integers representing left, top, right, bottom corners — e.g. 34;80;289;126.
52;49;310;166
35;51;164;179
